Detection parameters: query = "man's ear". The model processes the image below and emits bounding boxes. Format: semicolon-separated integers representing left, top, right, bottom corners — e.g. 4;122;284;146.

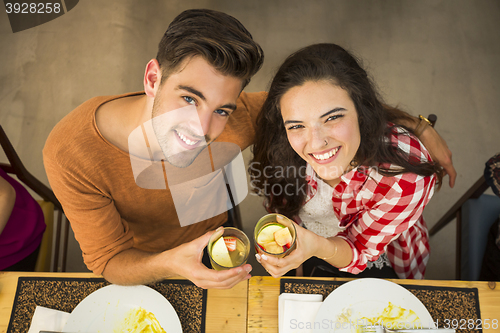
144;59;162;97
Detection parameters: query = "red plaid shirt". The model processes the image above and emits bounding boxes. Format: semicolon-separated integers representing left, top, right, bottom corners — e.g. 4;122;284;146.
305;127;436;279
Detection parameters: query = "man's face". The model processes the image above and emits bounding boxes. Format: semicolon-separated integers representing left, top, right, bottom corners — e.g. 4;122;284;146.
151;56;243;168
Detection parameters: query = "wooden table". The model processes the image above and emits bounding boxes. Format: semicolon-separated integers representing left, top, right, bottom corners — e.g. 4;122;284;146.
248;276;500;332
0;272;247;333
2;273;500;332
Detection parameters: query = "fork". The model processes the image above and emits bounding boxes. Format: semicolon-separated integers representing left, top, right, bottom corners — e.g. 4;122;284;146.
359;325;456;333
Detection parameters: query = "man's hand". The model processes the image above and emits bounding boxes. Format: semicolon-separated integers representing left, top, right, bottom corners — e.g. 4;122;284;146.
169;228;252;289
419;126;457;188
384;106;457;188
102;227;251;288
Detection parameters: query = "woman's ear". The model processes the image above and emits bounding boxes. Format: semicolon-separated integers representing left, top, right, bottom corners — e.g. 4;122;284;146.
144;59;162;98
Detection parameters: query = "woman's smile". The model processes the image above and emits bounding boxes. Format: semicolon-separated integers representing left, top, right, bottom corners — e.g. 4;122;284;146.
310;146;341;163
280;80;361;185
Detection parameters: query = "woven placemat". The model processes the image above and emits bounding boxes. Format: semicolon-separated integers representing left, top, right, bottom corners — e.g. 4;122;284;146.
281;279;482;333
7;277;206;333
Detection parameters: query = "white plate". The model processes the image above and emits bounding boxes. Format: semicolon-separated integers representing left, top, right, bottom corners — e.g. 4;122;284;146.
312;278;435;333
63;284;182;333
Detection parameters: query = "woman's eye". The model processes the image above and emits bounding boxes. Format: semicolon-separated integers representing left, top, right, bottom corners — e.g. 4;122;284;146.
326;114;343;122
183;96;196;105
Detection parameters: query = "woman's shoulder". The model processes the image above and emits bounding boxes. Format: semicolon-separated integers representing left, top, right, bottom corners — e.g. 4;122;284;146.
357;166;434;206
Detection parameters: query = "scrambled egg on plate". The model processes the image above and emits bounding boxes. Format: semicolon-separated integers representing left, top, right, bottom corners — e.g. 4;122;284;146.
361;302;420;328
337;302;421;332
114;307;166;333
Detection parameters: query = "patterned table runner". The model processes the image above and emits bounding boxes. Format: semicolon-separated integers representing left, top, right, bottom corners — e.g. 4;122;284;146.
7;277;206;333
281;278;482;333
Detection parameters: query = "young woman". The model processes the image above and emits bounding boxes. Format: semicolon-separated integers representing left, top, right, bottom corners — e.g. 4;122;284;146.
250;43;443;279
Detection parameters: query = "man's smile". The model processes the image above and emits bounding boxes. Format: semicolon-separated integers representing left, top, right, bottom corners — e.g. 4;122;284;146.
174;129;204;149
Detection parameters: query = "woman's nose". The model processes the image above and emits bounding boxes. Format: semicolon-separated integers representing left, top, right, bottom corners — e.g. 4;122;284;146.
309;127;328;150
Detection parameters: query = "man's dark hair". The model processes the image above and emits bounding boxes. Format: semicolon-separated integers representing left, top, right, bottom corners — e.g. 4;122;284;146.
157;9;264;88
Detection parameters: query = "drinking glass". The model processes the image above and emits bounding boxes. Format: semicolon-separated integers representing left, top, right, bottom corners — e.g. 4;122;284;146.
254;213;297;258
207;227;250;270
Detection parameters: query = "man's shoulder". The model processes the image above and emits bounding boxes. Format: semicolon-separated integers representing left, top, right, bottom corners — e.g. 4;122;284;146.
237;91;267;103
216;91;266;149
236;91;267;116
44;95;108;151
44;92;140;165
48;91;143;139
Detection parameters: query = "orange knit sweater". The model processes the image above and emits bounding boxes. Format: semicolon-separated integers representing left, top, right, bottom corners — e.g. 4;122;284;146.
43;91;266;274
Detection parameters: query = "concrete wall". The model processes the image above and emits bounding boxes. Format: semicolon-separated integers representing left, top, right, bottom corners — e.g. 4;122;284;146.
1;0;499;278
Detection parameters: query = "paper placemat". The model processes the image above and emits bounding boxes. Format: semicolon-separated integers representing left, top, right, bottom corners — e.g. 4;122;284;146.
7;277;206;333
281;278;482;333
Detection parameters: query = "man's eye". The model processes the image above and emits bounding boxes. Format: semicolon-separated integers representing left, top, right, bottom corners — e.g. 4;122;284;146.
214;109;230;117
287;124;304;130
183;96;196;105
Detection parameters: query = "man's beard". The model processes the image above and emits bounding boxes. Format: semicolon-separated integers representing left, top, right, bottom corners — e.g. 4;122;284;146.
151;100;210;168
155;126;209;168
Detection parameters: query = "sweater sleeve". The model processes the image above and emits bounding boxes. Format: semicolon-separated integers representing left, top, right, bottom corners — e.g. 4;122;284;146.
335;173;434;274
334;126;436;279
43;99;134;275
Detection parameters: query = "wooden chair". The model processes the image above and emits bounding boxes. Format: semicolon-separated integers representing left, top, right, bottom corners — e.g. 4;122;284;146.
0;125;69;272
429;175;500;280
35;199;56;271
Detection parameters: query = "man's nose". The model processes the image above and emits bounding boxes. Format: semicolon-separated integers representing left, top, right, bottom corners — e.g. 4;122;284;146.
197;108;212;136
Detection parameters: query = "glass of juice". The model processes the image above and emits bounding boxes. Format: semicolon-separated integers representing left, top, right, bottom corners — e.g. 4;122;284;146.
208;227;250;271
254;213;297;258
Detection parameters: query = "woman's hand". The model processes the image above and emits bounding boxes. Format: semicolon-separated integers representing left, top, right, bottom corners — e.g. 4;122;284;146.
255;223;321;278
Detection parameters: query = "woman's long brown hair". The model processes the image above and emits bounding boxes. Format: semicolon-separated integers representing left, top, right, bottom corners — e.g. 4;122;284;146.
249;43;443;218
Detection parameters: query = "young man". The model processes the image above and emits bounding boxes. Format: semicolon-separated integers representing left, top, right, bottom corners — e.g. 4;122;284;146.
44;9;456;288
44;9;266;288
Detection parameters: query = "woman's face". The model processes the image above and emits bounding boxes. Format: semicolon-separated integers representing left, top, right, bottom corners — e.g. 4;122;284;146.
280;80;361;187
